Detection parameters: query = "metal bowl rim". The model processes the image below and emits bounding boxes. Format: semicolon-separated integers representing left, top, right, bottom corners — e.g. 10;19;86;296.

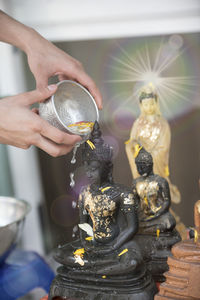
51;80;99;134
0;196;31;228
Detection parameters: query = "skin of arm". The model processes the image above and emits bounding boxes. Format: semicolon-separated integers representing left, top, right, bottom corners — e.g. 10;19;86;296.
0;10;102;108
0;10;102;156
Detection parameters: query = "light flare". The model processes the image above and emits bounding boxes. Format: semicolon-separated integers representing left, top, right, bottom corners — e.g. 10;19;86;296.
106;37;199;118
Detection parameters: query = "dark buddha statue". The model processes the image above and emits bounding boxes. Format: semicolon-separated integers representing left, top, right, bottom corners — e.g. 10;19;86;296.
49;122;157;300
133;145;181;282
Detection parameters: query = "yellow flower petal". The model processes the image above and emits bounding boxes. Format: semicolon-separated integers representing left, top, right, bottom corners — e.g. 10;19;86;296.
100;186;111;192
85;236;93;241
194;229;198;243
87;140;96;150
118;248;128;256
73;248;85;256
124;139;131;145
134;144;143;158
165;165;170;177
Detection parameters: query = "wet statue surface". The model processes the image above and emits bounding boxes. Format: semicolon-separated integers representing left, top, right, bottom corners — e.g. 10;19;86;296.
133;146;181;282
49;122;157;300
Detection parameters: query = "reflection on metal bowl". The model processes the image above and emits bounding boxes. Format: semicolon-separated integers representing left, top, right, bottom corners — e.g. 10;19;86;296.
0;196;30;264
39;80;99;139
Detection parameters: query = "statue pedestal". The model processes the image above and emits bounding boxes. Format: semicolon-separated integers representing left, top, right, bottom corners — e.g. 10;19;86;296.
135;230;181;282
49;265;157;300
155;240;200;299
155;200;200;299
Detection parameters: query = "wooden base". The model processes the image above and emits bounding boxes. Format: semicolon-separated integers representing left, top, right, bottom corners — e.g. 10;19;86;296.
155;240;200;299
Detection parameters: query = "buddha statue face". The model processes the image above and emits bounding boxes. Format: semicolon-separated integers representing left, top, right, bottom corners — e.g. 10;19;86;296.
136;160;153;177
83;160;109;185
82;121;113;186
135;147;153;177
140;98;158;115
139;85;160;116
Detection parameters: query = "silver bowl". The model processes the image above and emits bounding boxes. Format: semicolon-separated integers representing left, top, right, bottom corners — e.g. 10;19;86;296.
39;80;99;138
0;197;30;263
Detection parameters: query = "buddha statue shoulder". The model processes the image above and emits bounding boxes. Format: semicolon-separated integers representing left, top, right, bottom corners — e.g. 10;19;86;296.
49;122;157;300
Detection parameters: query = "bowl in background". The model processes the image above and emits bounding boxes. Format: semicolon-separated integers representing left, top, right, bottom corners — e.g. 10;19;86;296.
0;196;30;264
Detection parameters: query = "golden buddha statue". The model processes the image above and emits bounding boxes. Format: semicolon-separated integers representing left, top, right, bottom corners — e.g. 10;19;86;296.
125;84;186;239
125;84;180;204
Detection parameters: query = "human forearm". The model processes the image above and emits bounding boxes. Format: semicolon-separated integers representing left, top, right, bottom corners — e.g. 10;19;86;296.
0;10;102;108
0;10;40;53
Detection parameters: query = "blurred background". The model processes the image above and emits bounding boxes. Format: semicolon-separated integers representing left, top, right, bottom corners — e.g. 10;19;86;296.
0;0;200;297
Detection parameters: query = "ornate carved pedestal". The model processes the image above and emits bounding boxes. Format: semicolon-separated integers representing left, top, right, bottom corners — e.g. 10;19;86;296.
49;265;157;300
155;200;200;299
135;230;181;283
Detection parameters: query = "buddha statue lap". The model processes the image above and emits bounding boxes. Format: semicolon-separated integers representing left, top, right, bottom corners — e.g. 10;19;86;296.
132;146;181;282
49;122;157;300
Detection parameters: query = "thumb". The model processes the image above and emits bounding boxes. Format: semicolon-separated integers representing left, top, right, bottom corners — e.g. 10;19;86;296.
21;85;57;106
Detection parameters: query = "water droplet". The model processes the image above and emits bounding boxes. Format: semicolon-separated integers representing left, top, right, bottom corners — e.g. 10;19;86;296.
71;142;81;164
72;200;77;208
70;172;75;188
71;147;77;164
73;225;78;232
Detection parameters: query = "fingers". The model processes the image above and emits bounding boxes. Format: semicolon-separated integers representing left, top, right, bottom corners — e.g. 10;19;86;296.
34;134;74;157
76;71;103;110
32;107;39;114
18;85;57;106
40;120;82;146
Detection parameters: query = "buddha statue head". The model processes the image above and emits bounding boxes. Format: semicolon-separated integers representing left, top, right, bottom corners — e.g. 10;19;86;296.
139;84;161;116
135;145;153;177
82;121;113;185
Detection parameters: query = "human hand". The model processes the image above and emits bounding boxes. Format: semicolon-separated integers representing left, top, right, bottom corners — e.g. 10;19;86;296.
0;85;81;156
25;30;102;109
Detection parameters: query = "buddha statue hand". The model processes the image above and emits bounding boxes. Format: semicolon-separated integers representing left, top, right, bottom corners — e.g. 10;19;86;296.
84;242;115;256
